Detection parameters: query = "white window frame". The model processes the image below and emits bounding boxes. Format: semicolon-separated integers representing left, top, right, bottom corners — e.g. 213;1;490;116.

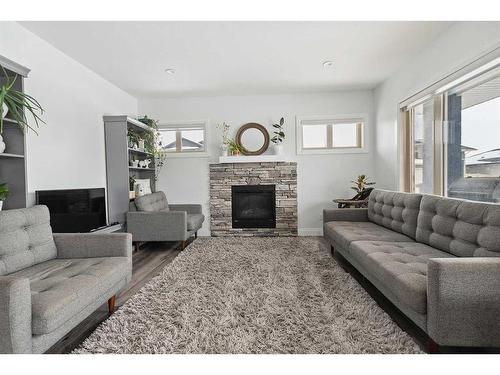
158;120;209;158
296;114;368;155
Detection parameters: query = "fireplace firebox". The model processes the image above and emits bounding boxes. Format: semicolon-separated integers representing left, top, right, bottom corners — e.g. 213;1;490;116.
231;185;276;228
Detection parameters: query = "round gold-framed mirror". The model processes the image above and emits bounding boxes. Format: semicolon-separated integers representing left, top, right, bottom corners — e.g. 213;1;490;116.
236;123;270;155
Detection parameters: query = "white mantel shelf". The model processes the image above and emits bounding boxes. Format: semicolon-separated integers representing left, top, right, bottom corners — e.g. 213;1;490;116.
218;155;290;163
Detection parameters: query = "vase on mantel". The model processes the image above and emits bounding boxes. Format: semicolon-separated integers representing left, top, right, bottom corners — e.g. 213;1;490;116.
273;143;284;155
220;144;228;157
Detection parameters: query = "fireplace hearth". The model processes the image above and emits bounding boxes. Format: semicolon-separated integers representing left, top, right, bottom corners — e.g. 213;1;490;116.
232;185;276;228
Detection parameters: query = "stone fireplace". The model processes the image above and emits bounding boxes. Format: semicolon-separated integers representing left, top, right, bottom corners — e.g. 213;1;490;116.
209;162;297;236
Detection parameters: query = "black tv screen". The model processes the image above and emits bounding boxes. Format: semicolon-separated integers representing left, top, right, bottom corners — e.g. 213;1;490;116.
35;188;106;233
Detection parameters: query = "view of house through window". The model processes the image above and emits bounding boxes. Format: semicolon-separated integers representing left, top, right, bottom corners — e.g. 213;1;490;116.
403;64;500;203
158;123;206;153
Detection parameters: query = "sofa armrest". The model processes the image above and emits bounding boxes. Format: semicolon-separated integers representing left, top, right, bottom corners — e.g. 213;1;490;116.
169;204;202;215
54;233;132;259
427;258;500;347
323;208;368;223
126;210;188;241
0;276;32;353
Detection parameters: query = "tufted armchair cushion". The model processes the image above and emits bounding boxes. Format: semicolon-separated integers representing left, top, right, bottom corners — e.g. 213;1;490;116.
0;206;57;276
417;195;500;257
367;189;423;239
134;191;169;212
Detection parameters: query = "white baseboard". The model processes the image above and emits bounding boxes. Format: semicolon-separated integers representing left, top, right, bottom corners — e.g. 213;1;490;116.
298;228;323;236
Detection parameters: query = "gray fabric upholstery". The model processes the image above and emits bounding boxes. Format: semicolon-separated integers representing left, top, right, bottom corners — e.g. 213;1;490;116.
323;208;368;223
324;221;414;250
0;205;57;275
0;205;132;353
11;257;130;335
350;241;453;314
169;204;203;215
186;214;205;231
127;210;189;242
368;189;422;239
127;192;204;243
427;258;500;346
54;233;132;259
135;191;169;212
417;194;500;257
0;276;32;353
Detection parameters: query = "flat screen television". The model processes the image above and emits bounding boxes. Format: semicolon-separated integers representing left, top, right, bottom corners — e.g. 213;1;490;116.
35;188;107;233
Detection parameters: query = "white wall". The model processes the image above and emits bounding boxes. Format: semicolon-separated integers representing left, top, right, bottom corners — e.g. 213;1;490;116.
0;22;138;205
374;22;500;190
139;91;374;236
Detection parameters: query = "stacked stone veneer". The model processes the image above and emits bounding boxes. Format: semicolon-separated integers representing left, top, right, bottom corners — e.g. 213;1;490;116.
209;162;297;237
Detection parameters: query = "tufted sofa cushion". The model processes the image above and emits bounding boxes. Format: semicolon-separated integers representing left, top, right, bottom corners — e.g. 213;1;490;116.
134;191;169;212
10;256;130;334
350;241;453;314
367;189;423;239
417;195;500;257
324;221;414;250
0;206;57;275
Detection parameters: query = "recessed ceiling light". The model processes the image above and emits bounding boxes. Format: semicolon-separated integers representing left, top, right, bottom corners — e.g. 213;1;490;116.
323;61;334;67
165;68;175;74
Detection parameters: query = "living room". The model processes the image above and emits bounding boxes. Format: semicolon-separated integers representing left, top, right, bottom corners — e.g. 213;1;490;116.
1;1;500;372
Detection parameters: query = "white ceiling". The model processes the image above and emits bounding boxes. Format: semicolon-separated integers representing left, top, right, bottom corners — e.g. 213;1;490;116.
20;21;453;98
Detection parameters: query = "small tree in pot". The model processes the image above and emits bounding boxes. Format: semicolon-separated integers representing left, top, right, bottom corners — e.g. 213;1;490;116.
271;117;285;155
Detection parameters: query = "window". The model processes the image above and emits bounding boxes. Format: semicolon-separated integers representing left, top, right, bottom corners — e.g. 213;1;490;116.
401;61;500;203
296;115;366;154
158;120;208;157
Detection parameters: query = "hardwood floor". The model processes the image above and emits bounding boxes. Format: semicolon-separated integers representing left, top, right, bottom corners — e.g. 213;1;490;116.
46;240;184;354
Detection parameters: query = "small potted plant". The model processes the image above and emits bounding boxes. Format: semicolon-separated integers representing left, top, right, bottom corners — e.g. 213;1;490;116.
127;129;139;149
351;175;376;194
227;139;244;156
0;182;9;211
271;117;285;155
0;66;45;135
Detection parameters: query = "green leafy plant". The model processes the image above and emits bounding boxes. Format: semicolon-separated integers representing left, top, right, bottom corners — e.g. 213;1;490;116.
271;117;285;144
227;139;244;155
127;129;140;147
138;115;167;180
0;66;45;134
129;175;136;191
0;183;9;201
351;175;376;194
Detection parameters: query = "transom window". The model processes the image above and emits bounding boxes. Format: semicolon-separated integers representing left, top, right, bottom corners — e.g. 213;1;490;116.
296;115;366;154
158;120;208;157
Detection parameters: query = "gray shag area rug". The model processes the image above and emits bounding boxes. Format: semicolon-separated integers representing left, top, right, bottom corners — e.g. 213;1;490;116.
75;237;423;354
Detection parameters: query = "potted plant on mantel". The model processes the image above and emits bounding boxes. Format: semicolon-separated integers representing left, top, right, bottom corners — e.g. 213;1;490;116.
271;117;285;155
0;182;9;211
227;139;244;156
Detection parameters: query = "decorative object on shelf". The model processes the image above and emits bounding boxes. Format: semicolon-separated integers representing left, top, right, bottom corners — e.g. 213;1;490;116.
235;123;270;156
127;129;139;149
0;66;45;134
0;182;8;211
139;159;152;168
138;139;145;151
133;178;152;197
0;134;5;154
130;157;139;168
216;122;230;156
134;183;145;197
227;139;244;156
333;175;375;208
271;117;285;155
129;175;136;191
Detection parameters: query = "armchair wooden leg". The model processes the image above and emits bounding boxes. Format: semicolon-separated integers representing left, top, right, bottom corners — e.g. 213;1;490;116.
108;295;116;315
180;240;187;250
427;338;440;354
195;231;198;239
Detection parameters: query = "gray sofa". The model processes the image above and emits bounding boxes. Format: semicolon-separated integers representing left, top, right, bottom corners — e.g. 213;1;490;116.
323;189;500;349
127;191;204;250
0;205;132;354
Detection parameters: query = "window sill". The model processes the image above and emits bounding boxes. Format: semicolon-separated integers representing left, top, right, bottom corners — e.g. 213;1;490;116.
297;148;369;155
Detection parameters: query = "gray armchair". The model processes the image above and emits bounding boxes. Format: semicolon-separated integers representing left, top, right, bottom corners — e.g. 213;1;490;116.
127;191;204;250
0;205;132;353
